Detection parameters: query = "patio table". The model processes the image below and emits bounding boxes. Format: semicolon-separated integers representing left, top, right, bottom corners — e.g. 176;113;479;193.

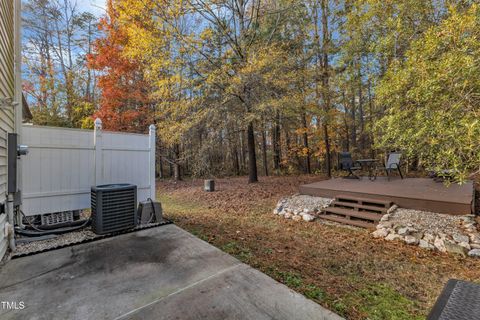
355;159;379;181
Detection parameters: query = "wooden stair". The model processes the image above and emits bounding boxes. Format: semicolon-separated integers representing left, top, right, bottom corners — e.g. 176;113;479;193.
319;195;393;229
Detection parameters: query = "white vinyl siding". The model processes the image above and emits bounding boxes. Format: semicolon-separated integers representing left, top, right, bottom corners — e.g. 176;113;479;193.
0;0;15;259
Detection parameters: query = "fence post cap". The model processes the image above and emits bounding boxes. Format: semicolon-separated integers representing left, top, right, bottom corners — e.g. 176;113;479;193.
94;118;102;129
149;124;156;131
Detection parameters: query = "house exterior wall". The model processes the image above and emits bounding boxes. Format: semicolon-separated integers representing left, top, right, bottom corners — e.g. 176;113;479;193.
0;0;20;259
0;0;15;206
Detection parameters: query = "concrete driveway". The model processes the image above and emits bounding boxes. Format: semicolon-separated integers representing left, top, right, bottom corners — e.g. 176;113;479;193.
0;224;342;320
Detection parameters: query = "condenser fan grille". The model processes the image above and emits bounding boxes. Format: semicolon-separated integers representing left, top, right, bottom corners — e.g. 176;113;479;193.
91;184;137;234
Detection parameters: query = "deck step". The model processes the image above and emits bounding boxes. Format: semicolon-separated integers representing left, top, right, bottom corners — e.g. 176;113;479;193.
331;201;388;214
323;207;383;222
317;214;376;229
335;194;392;208
319;193;393;229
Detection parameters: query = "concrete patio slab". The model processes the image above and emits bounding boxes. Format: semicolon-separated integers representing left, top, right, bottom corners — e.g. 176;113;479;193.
0;224;342;320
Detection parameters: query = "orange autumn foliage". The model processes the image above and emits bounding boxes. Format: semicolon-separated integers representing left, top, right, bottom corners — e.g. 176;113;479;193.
87;0;153;133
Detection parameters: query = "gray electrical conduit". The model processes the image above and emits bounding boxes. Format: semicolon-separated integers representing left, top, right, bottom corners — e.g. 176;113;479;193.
24;219;88;230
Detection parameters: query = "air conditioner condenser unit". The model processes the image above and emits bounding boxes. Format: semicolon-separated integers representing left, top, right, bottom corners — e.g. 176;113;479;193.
91;184;137;234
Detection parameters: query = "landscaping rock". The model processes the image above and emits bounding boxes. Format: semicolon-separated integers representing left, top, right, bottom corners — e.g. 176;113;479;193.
373;206;478;257
300;210;314;217
385;233;403;241
445;242;467;257
461;216;475;223
377;221;393;229
372;228;389;238
453;234;470;244
302;214;315;222
434;237;446;252
292;215;302;222
458;242;471;250
15;224;98;256
411;231;424;240
464;223;476;230
469;234;480;244
437;232;447;240
419;239;434;249
468;249;480;257
423;233;435;243
390;208;471;237
380;214;390;222
273;195;332;223
404;235;419;245
387;204;398;214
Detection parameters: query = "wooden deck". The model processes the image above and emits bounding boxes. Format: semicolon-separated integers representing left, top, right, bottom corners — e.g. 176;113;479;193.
299;177;474;215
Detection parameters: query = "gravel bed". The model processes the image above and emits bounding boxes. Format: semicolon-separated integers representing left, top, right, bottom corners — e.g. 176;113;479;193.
389;208;467;236
276;194;333;213
273;194;333;222
14;228;97;256
374;207;480;257
284;194;333;211
13;221;168;257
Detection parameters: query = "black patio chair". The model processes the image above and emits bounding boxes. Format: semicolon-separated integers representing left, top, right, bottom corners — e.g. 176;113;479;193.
377;152;403;179
338;152;361;179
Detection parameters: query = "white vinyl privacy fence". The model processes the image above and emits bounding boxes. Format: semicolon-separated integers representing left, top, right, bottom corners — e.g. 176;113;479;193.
21;119;156;216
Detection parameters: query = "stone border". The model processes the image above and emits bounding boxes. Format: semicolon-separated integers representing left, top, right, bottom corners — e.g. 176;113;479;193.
273;195;333;222
373;208;480;257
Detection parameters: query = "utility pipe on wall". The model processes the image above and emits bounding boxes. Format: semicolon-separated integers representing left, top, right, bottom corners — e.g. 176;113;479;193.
6;195;15;251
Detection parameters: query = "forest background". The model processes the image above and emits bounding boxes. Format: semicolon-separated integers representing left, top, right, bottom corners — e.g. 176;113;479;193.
22;0;480;183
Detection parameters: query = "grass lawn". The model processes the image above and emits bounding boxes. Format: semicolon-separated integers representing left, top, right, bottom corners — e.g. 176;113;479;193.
157;175;480;320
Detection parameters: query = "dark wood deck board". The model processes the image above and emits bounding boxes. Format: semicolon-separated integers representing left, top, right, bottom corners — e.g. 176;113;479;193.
299;177;474;215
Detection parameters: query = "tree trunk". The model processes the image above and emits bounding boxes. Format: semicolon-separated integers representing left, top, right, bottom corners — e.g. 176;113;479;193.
261;124;268;176
158;155;164;179
230;127;240;176
313;0;332;178
173;144;182;181
273;111;281;172
341;91;350;151
173;163;181;181
285;129;291;158
358;62;365;153
323;124;331;177
233;148;240;176
301;111;311;174
321;0;331;178
247;122;258;183
351;88;357;149
168;150;173;178
367;77;375;158
240;129;246;173
343;115;350;152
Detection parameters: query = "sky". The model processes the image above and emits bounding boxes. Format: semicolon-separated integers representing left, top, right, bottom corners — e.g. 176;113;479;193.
77;0;106;16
